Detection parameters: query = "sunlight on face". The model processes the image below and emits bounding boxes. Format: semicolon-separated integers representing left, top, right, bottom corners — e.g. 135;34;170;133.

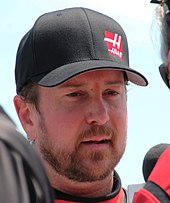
35;70;128;182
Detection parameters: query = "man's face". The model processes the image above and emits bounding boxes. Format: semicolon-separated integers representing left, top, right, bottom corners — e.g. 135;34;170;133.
33;69;128;182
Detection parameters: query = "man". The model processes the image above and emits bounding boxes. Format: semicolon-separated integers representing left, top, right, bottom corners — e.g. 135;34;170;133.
13;7;148;202
150;0;170;88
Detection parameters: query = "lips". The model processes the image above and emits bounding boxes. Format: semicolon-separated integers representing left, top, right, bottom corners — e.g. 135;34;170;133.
82;136;111;144
83;140;110;144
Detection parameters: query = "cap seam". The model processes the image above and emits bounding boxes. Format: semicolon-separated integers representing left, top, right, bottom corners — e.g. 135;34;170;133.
81;8;97;60
32;22;38;76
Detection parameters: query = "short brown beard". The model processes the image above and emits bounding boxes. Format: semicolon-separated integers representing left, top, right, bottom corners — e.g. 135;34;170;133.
38;113;126;182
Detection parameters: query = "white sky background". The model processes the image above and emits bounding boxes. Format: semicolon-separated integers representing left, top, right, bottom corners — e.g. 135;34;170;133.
1;0;170;189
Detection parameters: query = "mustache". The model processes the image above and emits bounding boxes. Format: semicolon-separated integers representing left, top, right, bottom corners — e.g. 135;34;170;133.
78;125;115;140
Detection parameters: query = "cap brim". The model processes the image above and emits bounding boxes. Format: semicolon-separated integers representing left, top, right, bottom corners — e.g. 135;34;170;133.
35;60;148;87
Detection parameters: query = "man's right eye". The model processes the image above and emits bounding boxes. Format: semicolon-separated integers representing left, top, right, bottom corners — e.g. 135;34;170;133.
66;92;82;97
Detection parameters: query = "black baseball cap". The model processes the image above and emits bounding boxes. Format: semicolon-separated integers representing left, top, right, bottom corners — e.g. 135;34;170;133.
15;7;148;94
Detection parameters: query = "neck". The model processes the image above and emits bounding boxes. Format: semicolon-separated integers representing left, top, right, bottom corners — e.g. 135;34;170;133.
46;163;114;197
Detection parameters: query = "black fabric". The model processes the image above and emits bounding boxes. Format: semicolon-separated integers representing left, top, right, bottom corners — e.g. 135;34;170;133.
142;143;170;182
150;0;170;10
166;1;170;10
53;171;124;202
159;63;170;89
0;106;54;203
150;0;161;3
144;181;170;203
15;7;148;94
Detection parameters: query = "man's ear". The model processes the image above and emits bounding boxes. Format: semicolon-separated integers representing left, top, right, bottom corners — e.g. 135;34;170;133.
13;95;37;140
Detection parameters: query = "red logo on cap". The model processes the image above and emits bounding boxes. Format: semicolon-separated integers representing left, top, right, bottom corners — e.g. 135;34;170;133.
104;31;124;60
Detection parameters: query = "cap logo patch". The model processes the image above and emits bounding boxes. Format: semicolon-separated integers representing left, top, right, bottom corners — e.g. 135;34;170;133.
104;31;124;60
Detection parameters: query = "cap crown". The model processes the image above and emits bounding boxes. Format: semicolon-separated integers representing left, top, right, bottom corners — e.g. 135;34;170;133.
15;7;148;93
15;7;129;93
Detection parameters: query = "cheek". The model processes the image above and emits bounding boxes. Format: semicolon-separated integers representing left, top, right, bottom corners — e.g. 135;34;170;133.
109;103;127;131
111;106;127;148
109;99;127;117
41;106;84;144
50;106;83;126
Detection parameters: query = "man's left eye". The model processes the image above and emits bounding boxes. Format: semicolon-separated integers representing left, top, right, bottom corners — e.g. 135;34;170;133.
104;90;118;96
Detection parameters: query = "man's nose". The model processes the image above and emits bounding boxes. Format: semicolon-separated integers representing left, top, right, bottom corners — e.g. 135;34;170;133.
85;97;109;125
